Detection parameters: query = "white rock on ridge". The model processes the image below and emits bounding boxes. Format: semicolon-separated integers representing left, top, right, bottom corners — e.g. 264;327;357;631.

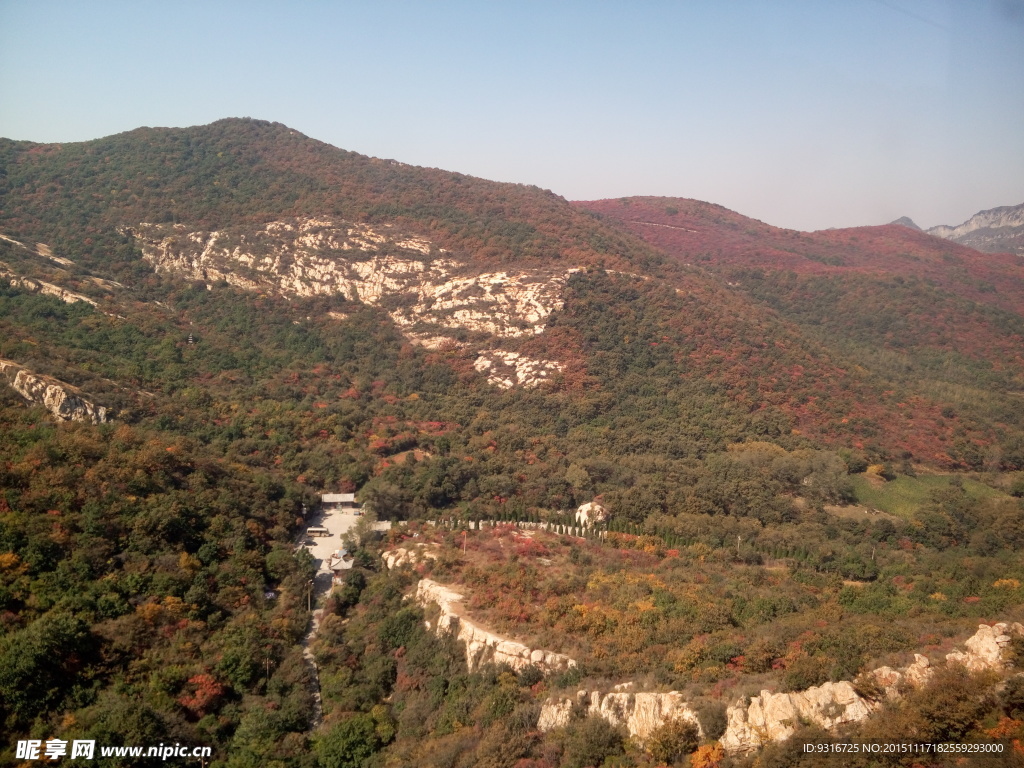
720;681;873;754
926;203;1024;255
413;578;575;674
869;653;932;697
129;219;574;351
537;697;574;731
720;623;1023;755
0;264;98;307
473;350;564;389
946;622;1024;672
0;359;108;424
538;689;702;744
381;544;438;570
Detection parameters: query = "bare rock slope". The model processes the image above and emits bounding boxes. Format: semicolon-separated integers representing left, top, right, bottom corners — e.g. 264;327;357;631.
130;218;571;388
0;359;108;424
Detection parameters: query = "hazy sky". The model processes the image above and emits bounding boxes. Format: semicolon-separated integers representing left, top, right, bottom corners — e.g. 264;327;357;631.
2;0;1022;231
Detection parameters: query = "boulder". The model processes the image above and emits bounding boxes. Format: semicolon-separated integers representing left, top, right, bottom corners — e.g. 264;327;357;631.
575;501;608;528
946;622;1024;672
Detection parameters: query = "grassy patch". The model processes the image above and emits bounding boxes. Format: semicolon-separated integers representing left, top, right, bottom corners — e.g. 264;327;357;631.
850;474;1005;518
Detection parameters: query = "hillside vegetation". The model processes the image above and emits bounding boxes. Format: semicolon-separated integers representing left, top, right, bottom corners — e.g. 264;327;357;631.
0;121;1023;766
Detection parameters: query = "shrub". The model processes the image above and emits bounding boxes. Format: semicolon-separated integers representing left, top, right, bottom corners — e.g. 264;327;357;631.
561;715;625;768
648;718;699;764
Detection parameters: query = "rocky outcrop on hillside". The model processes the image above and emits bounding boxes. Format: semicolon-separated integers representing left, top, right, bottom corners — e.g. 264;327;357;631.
536;623;1022;755
945;621;1024;672
538;685;702;744
411;578;576;674
381;544;438;570
927;203;1024;255
720;623;1020;754
720;680;874;753
0;263;98;307
473;350;565;389
0;359;108;424
130;218;571;388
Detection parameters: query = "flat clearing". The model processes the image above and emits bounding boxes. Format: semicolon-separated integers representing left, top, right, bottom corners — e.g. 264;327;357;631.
849;473;1006;518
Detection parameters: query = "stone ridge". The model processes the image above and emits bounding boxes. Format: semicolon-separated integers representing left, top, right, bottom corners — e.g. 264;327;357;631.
0;264;98;307
405;576;576;675
536;622;1023;755
0;359;108;424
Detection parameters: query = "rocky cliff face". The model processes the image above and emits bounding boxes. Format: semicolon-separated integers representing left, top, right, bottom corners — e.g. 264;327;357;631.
720;623;1019;754
536;623;1021;755
0;359;108;424
720;680;874;753
411;578;576;674
927;203;1024;255
130;218;570;388
538;685;702;744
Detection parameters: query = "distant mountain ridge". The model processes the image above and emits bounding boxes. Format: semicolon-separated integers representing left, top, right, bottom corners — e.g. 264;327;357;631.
926;202;1024;256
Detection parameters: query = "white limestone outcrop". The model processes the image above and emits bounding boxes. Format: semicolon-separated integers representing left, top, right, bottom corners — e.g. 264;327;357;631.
945;622;1024;672
538;689;702;744
473;350;564;389
129;220;575;370
381;544;438;570
1;264;98;307
720;623;1022;754
720;681;872;753
0;359;108;424
575;501;608;527
536;623;1021;755
412;578;575;674
868;653;933;697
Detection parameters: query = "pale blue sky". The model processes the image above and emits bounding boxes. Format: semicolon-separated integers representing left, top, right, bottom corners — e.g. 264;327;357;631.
1;0;1022;231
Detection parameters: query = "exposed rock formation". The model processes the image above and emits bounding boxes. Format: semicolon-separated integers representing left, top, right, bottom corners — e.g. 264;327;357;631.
720;623;1021;754
0;264;98;307
412;578;575;674
575;501;608;527
0;359;108;424
130;219;575;357
381;544;438;570
720;681;873;753
868;653;933;697
945;622;1024;672
537;623;1021;755
927;202;1024;255
473;350;564;389
538;688;702;744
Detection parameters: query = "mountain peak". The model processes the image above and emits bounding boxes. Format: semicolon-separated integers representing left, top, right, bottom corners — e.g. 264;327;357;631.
926;202;1024;255
889;216;921;230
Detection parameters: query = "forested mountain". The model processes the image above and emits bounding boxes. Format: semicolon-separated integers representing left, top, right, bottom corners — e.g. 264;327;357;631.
2;120;1024;767
576;196;1024;471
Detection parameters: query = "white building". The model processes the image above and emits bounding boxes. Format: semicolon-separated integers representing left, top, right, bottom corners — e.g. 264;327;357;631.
322;493;360;513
